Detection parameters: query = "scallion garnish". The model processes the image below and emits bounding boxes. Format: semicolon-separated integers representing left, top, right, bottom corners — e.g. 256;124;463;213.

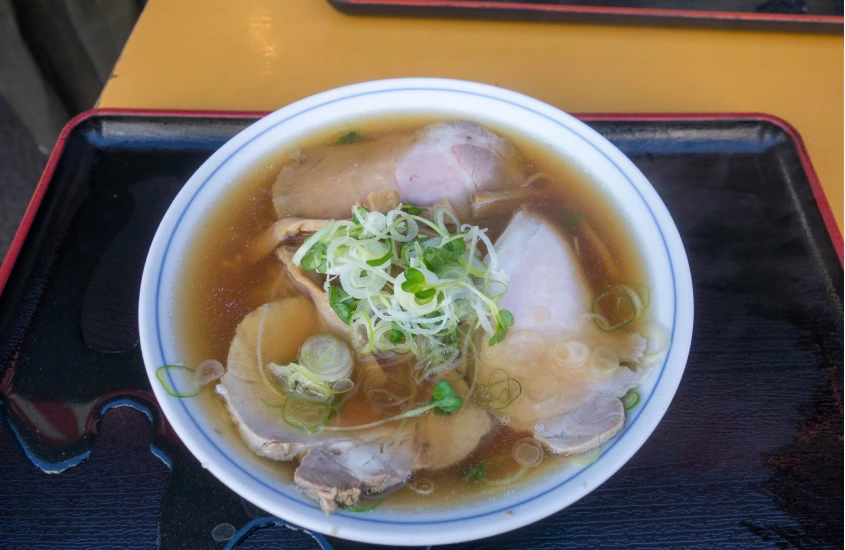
339;499;380;513
300;242;328;272
478;368;522;410
462;461;488;483
564;210;583;230
621;389;640;411
268;362;333;403
292;204;514;378
156;365;201;398
591;285;637;332
338;131;361;144
328;286;359;325
282;396;332;433
400;204;426;215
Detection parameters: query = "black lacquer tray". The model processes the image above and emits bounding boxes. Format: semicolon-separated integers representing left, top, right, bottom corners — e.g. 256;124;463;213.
0;111;841;549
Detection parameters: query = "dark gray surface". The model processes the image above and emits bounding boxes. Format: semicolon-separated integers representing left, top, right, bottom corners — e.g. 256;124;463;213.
0;97;47;263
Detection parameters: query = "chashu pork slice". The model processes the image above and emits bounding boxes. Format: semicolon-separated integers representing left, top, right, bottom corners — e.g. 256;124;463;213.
479;210;656;455
216;297;322;461
272;121;524;221
216;298;414;512
217;297;493;513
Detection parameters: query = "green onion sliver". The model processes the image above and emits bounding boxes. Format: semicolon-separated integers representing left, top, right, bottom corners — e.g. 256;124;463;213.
291;222;335;266
339;499;380;513
349;311;374;355
621;389;640;411
156;365;201;398
372;323;397;352
633;284;651;309
591;286;637;332
283;396;331;433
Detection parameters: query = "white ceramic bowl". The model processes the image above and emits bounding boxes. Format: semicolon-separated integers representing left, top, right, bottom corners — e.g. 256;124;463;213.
139;78;693;546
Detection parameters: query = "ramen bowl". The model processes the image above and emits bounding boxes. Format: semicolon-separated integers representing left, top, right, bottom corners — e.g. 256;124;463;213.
138;78;693;545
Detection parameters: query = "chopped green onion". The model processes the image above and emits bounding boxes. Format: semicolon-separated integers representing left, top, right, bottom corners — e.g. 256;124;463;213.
332;378;355;394
414;287;436;305
351;206;368;223
389;325;405;344
589;345;620;377
400;267;427;293
365;245;393;267
338;131;361;144
349;311;374;355
634;284;651;309
299;333;353;383
400;204;426;215
621;389;640;411
564;211;583;229
291;222;335;266
339;499;380;513
291;205;513;376
478;368;522;410
156;365;201;398
422;247;458;273
372;323;397;351
462;461;488;483
268;362;333;403
194;359;225;385
283;396;331;433
591;286;637;332
430;380;463;415
300;242;328;272
328;286;359;325
400;240;422;267
487;308;515;347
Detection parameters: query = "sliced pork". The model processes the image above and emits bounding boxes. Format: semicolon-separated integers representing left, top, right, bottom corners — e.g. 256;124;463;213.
217;298;493;513
272;121;524;221
480;210;658;455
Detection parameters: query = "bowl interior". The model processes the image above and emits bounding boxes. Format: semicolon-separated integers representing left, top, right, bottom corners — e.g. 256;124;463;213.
139;78;693;546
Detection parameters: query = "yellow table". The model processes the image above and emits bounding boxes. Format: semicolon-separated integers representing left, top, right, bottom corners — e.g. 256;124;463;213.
99;0;843;231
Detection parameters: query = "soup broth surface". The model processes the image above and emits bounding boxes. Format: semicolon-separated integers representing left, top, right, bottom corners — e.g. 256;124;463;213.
177;116;648;510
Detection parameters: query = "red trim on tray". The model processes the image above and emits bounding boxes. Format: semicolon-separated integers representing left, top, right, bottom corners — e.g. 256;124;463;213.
335;0;844;24
758;115;844;265
0;109;269;298
0;110;90;297
0;109;840;301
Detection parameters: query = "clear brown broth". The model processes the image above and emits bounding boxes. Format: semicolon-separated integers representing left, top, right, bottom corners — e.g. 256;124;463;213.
176;116;647;510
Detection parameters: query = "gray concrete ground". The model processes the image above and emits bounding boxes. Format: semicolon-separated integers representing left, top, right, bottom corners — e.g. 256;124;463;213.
0;0;142;264
0;97;47;262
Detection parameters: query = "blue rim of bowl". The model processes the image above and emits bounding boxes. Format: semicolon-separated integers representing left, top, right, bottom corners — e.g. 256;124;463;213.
155;85;677;525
